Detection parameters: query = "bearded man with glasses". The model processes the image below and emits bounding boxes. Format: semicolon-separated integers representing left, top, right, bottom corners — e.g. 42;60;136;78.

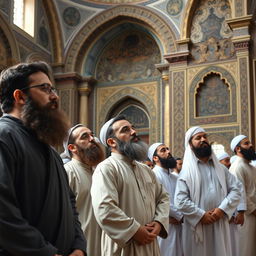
0;62;86;256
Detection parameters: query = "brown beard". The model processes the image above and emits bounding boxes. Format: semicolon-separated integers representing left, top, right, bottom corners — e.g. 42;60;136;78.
21;96;70;147
76;141;105;166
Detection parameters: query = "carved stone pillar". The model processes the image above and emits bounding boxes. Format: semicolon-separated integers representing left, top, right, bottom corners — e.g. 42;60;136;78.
156;63;170;145
78;86;91;125
164;47;189;156
54;72;82;125
227;15;253;139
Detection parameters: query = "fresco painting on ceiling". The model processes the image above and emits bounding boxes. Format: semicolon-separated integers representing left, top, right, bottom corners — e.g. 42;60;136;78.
63;7;81;26
166;0;183;16
190;0;235;63
96;32;161;82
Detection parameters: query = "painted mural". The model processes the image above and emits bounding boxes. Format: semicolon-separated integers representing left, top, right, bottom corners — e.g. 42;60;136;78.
196;74;230;116
119;105;149;129
190;0;234;63
166;0;183;16
96;32;161;82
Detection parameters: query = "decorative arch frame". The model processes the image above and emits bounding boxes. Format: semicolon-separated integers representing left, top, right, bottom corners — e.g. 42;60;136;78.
0;12;20;65
189;66;237;125
180;0;238;40
208;132;233;155
97;86;159;143
64;4;178;73
42;0;64;65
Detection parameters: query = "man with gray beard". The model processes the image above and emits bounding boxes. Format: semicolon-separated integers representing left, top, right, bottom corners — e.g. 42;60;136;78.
91;115;169;256
62;124;105;256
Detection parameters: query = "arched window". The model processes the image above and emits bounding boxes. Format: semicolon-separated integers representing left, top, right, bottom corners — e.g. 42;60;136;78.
13;0;35;36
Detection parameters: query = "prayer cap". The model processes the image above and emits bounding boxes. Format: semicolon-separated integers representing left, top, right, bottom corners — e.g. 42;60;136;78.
61;124;84;162
185;126;205;148
216;151;230;161
148;143;163;162
230;135;247;152
99;118;115;147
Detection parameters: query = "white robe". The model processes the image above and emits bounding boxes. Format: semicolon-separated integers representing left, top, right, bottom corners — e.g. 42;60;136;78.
65;158;102;256
229;156;256;256
153;165;183;256
91;153;170;256
175;159;241;256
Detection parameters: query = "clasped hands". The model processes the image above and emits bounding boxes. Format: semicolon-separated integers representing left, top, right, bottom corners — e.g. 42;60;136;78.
133;221;161;246
200;208;224;225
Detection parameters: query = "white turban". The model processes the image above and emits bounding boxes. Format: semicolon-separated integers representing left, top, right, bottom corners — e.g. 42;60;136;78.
175;126;227;243
230;135;247;152
60;124;83;163
148;143;163;161
216;152;230;161
99;118;115;147
185;126;205;148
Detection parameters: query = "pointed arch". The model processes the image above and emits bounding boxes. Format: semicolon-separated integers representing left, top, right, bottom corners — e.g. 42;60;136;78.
64;5;178;72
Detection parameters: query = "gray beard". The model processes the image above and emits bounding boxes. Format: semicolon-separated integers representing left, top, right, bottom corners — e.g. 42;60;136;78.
115;137;148;161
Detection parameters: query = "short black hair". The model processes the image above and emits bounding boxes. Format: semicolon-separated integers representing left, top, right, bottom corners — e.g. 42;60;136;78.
234;142;241;155
0;61;51;113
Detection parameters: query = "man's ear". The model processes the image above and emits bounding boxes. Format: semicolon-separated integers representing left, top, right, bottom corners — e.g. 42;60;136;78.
107;137;117;148
13;89;26;105
67;144;77;154
153;155;159;163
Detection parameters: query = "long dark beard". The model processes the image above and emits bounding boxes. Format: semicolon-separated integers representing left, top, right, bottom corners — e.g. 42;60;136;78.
192;142;212;159
76;142;105;166
115;136;148;161
240;147;256;161
21;96;70;147
158;155;177;169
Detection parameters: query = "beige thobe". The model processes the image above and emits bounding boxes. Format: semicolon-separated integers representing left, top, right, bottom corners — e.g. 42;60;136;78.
91;153;169;256
65;158;102;256
229;156;256;256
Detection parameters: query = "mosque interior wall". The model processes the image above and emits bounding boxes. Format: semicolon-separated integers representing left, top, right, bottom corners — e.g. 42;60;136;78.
0;0;255;156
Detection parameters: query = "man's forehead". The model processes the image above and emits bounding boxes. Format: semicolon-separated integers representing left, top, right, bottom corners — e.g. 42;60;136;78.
29;71;51;85
240;137;250;143
112;119;132;130
157;144;167;151
192;131;207;138
73;126;92;137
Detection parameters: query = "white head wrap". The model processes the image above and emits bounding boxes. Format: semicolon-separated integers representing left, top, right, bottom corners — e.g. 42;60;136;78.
148;143;163;161
175;126;227;243
99;118;115;147
230;135;247;152
60;124;84;163
184;126;205;148
216;152;230;161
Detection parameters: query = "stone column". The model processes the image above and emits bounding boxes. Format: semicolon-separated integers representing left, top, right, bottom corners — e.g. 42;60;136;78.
227;15;253;139
156;63;170;145
78;87;91;125
164;41;189;156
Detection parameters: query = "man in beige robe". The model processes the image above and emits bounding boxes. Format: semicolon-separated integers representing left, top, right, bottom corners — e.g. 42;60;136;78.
62;124;105;256
91;115;169;256
229;135;256;256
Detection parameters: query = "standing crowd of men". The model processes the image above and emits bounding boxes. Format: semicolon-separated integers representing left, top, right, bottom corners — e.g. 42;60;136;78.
0;61;256;256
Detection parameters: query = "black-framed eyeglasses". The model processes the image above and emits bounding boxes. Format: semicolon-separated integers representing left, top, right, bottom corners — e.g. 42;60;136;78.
20;83;58;95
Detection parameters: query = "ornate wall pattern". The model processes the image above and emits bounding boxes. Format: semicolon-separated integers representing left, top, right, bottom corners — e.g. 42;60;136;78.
60;90;71;117
172;71;185;157
96;82;159;143
190;0;235;63
196;74;230;116
189;66;237;125
96;31;161;82
239;57;249;135
207;126;240;155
